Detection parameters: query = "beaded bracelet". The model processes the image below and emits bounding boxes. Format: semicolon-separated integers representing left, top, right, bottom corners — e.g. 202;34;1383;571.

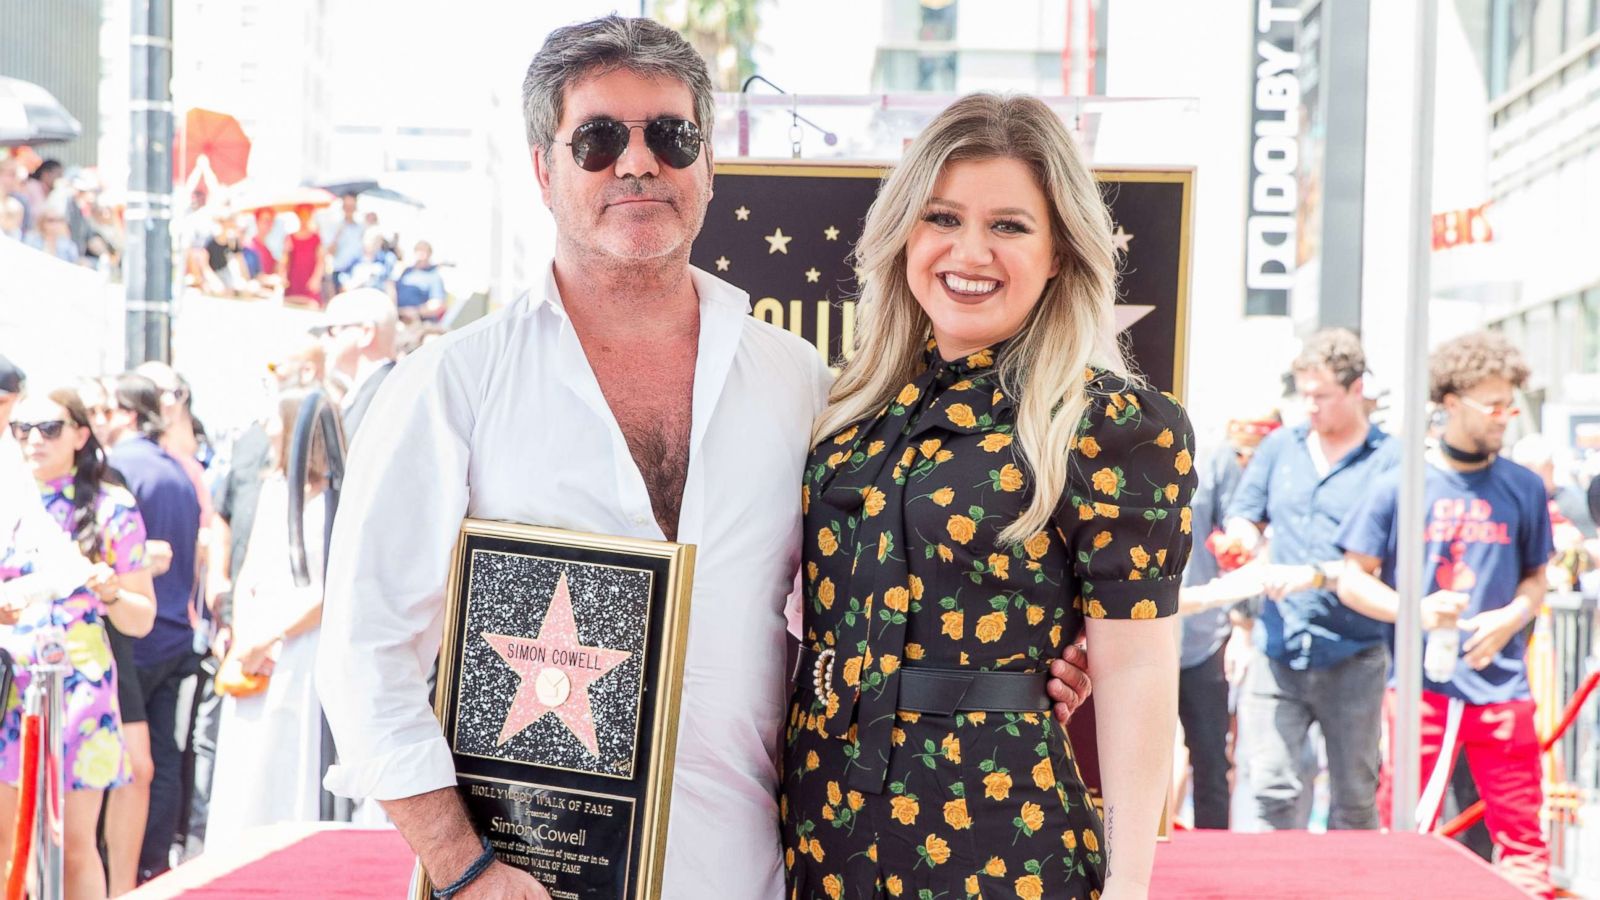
432;834;496;900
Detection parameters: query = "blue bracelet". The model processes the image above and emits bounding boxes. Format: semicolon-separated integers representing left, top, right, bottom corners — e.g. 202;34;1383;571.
432;834;496;900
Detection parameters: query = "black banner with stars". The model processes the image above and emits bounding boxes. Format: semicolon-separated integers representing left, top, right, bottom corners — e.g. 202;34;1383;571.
691;162;1194;398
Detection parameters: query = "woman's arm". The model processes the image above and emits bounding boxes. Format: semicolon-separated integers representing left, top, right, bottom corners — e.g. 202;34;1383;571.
91;565;157;637
1083;616;1179;898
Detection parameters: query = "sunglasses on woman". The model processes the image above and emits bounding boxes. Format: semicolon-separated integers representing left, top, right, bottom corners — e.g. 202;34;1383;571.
10;419;66;440
555;117;705;172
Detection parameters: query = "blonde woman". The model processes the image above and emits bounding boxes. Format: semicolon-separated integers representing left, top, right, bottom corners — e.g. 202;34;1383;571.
781;94;1195;900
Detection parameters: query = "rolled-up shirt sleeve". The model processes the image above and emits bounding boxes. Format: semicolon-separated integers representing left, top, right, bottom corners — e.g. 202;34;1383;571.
315;342;477;801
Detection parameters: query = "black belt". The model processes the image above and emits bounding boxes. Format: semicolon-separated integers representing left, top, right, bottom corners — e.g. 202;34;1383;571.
799;647;1049;716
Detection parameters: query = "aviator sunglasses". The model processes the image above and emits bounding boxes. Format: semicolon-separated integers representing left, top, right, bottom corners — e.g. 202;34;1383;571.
10;420;66;441
556;117;705;172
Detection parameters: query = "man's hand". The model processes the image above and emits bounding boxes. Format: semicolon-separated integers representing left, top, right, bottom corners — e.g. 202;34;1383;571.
1261;564;1318;600
1459;604;1526;671
145;540;173;576
1420;590;1469;631
1223;518;1264;556
1047;639;1091;723
457;862;550;900
1224;623;1253;685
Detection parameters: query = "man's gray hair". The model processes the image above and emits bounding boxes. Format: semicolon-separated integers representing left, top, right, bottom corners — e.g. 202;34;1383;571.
522;15;715;153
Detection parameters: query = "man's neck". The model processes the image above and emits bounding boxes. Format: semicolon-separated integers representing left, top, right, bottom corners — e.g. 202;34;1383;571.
350;354;392;392
552;250;700;342
1312;416;1368;457
1437;430;1494;472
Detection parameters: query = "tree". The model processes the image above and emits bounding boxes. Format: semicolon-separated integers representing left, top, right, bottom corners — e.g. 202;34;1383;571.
653;0;766;92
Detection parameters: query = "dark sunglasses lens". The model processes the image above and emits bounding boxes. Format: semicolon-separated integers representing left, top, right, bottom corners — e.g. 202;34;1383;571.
645;118;702;168
570;121;629;172
11;421;65;440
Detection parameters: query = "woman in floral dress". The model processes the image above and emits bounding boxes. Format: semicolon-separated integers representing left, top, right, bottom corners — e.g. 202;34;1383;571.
782;94;1196;900
5;388;157;899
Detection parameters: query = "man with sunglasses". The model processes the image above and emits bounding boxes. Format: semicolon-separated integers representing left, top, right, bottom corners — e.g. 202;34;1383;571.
313;17;827;900
1334;331;1553;898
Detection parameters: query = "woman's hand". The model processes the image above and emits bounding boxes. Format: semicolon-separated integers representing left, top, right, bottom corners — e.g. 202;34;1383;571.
85;563;120;604
145;540;173;576
231;630;281;677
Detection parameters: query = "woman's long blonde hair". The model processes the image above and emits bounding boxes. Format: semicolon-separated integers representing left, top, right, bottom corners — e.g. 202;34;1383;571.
813;93;1133;546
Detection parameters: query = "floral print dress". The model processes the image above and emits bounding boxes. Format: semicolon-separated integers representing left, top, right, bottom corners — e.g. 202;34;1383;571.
781;343;1196;900
0;474;141;790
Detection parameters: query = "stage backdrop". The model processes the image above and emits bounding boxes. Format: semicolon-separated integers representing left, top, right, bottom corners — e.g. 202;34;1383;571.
689;161;1193;397
692;161;1195;805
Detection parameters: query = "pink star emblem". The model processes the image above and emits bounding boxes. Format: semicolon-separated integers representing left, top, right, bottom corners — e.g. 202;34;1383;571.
481;572;632;756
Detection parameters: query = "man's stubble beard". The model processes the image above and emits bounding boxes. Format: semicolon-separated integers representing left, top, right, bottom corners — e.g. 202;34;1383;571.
551;175;712;279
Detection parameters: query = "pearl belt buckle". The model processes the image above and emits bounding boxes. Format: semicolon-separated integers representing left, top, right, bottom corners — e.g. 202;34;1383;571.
812;648;836;704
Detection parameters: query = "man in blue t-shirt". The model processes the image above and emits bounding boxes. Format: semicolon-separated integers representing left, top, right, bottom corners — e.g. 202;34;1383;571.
105;373;202;882
1335;331;1553;899
391;239;448;322
1223;329;1398;831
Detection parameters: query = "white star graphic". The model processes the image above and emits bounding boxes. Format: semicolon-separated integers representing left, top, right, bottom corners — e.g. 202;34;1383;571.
765;228;792;255
823;226;840;241
1115;304;1154;332
804;267;821;283
734;206;751;221
1111;225;1134;255
714;256;730;272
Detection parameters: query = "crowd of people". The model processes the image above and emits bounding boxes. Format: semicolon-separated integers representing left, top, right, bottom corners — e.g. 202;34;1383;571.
0;284;412;897
176;189;450;320
1169;326;1594;899
1;157;123;274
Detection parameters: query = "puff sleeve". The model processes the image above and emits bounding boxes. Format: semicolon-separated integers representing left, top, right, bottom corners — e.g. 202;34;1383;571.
1057;375;1198;620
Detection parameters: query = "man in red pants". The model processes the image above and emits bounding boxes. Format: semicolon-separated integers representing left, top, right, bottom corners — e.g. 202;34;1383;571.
1330;331;1554;898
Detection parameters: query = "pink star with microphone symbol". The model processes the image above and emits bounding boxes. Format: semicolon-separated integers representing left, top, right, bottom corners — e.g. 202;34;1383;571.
481;571;632;756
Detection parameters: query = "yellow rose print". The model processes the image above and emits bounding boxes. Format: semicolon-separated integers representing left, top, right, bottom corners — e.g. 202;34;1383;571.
886;874;904;896
941;611;965;640
947;515;977;544
890;794;919;825
801;485;810;514
941;732;961;762
1092;502;1120;519
1092;530;1113;550
967;711;987;724
1131;599;1159;619
816;578;836;610
983;770;1013;800
985;856;1007;877
975;611;1007;643
1181;506;1193;534
826;450;848;468
897;383;921;405
951;379;973;392
822;804;836;821
1083;829;1099;852
784;847;794;869
880;654;901;675
935;449;954;463
1062;829;1077;850
944;798;972;830
1026;605;1044;625
867;439;886;457
905;642;925;660
848;791;865;811
979;432;1013;452
1086;599;1108;618
920;438;943;459
909;574;925;599
827;780;843;806
810;839;825;863
834;425;859;445
901;447;917;468
1077;504;1095;521
862;486;887;517
1155;427;1174;448
946;403;978;428
988;553;1010;580
997;463;1024;492
1130;545;1151;568
1031;757;1055;790
1164;482;1180;502
1175;448;1193;475
924;833;952;865
966;348;994;367
1024;531;1050;559
878;532;892;562
965;874;980;895
823;873;843;900
1015;873;1045;900
1158;548;1168;567
1078;435;1101;458
938;544;955;562
817;527;839;556
805;750;820;771
1090;467;1120;496
931;487;956;507
1049;624;1062;646
884;586;910;612
1020;801;1045;832
843;657;862;687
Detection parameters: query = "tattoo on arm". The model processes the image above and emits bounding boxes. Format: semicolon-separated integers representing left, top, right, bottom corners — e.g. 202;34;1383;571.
1104;807;1115;876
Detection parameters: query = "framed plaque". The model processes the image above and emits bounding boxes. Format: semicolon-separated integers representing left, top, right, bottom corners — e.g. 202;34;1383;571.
414;520;695;900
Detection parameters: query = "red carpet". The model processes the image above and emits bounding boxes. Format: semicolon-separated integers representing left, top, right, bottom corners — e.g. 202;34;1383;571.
130;825;1531;898
1152;831;1533;899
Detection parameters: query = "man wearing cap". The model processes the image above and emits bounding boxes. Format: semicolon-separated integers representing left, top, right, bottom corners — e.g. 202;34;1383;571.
313;288;398;440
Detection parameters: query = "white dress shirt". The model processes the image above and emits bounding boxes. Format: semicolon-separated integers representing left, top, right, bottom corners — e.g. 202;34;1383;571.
316;265;831;899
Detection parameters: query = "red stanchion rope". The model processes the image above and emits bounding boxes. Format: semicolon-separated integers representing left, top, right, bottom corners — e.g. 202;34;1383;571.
1437;670;1600;838
5;711;41;900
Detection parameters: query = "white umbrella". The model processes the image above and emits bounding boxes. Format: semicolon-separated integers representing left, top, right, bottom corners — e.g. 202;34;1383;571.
0;77;82;147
